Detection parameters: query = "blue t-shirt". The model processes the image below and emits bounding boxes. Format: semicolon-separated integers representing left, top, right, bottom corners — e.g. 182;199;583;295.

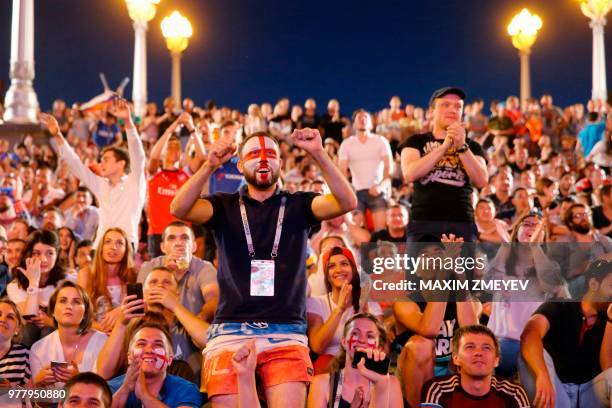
209;157;244;194
93;121;121;148
108;373;201;408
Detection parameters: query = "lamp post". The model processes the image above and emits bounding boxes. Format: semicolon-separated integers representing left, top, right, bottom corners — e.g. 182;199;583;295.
161;11;193;108
3;0;39;124
125;0;160;118
578;0;612;102
508;8;542;110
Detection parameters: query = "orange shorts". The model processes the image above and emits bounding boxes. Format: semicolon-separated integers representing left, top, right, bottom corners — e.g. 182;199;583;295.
202;344;313;397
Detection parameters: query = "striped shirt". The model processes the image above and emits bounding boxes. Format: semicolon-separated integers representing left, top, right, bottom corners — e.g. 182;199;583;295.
422;374;530;408
0;343;30;386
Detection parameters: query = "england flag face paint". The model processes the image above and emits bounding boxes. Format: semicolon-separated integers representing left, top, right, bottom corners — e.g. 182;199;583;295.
241;136;280;189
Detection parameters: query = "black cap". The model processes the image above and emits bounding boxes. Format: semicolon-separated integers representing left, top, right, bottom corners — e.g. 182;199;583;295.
429;86;466;107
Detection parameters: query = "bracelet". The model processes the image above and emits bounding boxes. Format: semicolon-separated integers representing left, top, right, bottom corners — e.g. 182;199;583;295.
27;286;40;295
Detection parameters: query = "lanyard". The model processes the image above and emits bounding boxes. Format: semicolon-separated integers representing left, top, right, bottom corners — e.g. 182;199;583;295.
239;196;287;259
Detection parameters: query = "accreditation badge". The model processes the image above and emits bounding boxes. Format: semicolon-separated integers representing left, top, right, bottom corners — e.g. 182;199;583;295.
250;259;275;296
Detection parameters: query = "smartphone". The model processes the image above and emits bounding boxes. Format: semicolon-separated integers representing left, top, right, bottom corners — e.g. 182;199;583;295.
351;351;390;375
126;283;145;314
51;361;69;370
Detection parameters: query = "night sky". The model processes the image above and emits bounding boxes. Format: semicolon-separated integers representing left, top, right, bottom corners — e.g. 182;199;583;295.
0;0;610;114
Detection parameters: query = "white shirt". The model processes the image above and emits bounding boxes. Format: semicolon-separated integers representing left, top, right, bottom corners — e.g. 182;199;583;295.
338;134;393;190
57;126;146;247
6;281;57;308
30;330;108;386
487;301;542;341
306;294;382;355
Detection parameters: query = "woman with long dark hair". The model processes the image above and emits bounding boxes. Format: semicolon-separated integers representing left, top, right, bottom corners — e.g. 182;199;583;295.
7;230;67;345
307;246;382;374
308;313;402;407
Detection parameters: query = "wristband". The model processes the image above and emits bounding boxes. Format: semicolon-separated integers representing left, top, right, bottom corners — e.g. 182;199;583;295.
456;143;469;153
27;286;40;295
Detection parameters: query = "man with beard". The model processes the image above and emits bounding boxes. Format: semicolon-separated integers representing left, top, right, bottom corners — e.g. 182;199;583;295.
519;260;612;408
551;203;612;294
107;321;201;408
400;87;488;242
171;129;356;407
422;325;529;407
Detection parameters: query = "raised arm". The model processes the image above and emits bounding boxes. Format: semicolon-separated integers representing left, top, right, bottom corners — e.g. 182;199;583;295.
108;99;146;179
292;128;357;220
39;113;102;197
148;115;183;175
170;139;236;224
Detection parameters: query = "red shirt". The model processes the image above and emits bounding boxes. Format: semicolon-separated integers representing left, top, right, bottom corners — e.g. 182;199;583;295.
147;169;190;235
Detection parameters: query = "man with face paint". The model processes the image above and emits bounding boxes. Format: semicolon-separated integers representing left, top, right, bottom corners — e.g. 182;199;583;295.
97;267;209;383
171;128;357;407
108;323;202;408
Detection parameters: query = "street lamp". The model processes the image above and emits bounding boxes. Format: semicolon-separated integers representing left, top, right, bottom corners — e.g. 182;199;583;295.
3;0;39;124
578;0;612;102
508;8;542;110
161;11;193;108
124;0;160;118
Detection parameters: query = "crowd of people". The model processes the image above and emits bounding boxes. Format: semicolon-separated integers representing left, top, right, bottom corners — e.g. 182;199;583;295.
0;88;609;408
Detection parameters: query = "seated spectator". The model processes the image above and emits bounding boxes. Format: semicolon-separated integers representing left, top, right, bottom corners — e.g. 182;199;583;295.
308;312;403;407
421;325;530;407
394;235;481;407
486;211;567;300
550;203;612;295
509;187;534;226
97;267;208;382
72;240;94;274
307;247;382;374
369;204;409;245
60;371;113;408
307;235;351;297
0;298;30;386
519;259;612;408
475;198;510;244
63;187;99;242
107;321;201;408
30;281;108;387
77;228;136;333
4;238;26;274
58;226;79;269
592;184;612;238
7;230;67;346
486;212;566;379
7;218;31;241
137;221;218;323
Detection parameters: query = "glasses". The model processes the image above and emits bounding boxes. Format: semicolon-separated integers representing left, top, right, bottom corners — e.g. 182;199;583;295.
571;212;589;220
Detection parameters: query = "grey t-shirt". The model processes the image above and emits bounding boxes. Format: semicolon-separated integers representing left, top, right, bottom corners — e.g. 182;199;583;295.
137;256;217;315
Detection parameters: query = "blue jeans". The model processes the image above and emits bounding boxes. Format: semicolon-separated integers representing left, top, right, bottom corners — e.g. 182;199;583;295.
518;351;611;408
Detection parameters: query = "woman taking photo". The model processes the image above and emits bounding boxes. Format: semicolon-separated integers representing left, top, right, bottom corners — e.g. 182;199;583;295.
30;280;108;387
308;313;402;407
77;228;136;333
307;246;382;374
7;230;67;346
